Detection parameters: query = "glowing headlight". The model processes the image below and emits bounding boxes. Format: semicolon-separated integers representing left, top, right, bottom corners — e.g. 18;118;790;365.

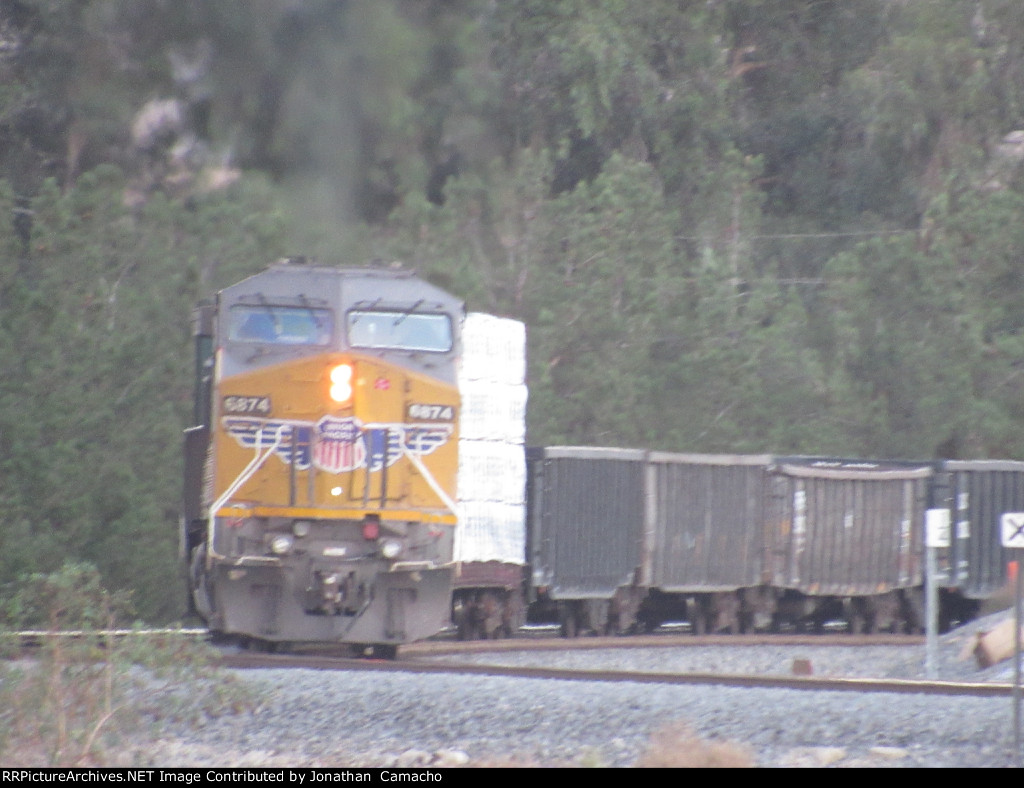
293;520;311;538
329;363;354;404
380;539;403;559
270;534;294;555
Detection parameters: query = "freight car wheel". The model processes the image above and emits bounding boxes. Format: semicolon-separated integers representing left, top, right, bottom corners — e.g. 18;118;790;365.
691;597;712;636
900;589;925;635
559;603;579;638
845;598;872;635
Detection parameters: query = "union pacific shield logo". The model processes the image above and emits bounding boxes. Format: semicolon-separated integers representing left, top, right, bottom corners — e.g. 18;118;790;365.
313;416;367;473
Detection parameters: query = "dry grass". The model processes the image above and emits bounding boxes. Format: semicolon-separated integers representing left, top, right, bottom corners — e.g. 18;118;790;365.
633;722;755;768
439;721;756;768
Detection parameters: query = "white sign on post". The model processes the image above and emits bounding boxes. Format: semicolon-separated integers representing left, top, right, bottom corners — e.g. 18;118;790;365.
926;508;951;549
1001;513;1024;549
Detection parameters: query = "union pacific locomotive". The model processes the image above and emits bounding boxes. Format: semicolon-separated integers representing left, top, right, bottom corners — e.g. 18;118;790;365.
181;259;463;656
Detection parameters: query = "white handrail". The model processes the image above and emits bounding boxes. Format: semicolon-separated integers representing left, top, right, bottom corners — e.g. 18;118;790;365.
404;435;459;516
206;424;288;565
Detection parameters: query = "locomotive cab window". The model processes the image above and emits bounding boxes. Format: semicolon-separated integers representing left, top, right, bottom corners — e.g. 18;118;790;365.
347;310;453;353
228;305;333;345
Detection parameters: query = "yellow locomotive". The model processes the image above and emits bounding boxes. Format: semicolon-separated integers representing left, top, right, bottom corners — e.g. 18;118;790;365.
181;259;462;656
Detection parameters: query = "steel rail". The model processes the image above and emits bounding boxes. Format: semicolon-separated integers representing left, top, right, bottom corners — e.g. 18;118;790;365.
217;650;1013;698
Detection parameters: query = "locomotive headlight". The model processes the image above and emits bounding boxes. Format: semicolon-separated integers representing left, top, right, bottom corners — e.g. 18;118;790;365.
270;534;294;555
293;520;311;538
380;538;403;559
329;363;354;404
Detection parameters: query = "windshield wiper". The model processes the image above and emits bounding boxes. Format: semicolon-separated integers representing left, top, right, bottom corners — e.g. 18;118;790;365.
297;292;324;329
393;299;425;326
350;298;382;324
254;292;280;331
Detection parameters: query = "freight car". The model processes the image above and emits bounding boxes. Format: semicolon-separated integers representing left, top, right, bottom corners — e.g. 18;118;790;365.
525;447;789;637
761;456;932;634
450;312;529;640
457;448;1024;639
929;460;1024;630
181;258;464;656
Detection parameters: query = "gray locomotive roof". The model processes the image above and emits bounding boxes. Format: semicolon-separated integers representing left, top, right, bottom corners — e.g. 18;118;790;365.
220;260;464;313
214;260;463;381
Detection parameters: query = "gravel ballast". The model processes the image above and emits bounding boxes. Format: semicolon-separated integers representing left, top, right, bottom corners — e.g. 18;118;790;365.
130;611;1024;768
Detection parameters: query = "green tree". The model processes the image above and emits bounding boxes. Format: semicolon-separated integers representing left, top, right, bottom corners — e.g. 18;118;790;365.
819;233;1001;458
0;166;287;621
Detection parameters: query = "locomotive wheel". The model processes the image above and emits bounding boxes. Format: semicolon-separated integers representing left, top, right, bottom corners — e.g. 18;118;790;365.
241;637;289;654
350;643;398;660
189;543;215;623
369;644;398;660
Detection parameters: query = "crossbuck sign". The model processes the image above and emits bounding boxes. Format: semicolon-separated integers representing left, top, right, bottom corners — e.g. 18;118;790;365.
1002;512;1024;549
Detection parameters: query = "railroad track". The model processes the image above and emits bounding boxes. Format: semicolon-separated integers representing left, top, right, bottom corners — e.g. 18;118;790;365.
216;635;1015;699
3;625;923;652
2;624;934;657
7;626;1014;699
210;629;927;659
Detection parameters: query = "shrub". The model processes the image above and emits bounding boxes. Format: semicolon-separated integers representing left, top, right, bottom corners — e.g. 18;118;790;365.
0;562;256;766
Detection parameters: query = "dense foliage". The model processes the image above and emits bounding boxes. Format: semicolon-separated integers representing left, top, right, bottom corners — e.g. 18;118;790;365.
3;0;1024;622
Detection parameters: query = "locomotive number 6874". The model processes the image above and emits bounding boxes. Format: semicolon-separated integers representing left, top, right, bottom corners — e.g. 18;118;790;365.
181;259;463;656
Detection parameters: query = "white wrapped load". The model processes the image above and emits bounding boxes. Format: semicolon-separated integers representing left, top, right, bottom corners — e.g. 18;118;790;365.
455;312;528;572
459;312;527;386
457;440;526;504
454;500;526;565
458;380;528;443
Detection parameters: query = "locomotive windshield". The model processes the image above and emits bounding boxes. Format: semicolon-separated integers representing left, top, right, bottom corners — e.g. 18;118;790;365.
228;304;333;345
347;310;453;352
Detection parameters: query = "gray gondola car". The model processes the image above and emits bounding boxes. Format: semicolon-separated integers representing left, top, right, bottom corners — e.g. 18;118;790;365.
930;459;1024;628
763;457;933;633
641;452;772;634
527;446;647;636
